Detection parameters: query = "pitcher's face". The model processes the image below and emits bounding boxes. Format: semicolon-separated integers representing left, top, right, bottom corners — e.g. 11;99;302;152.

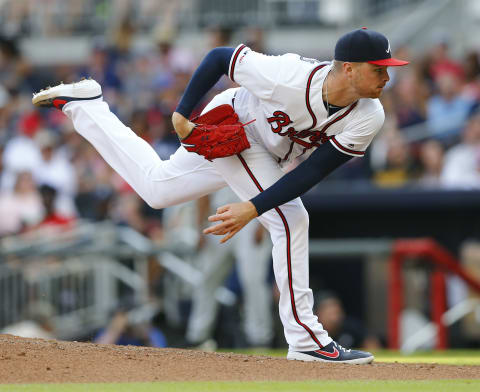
350;62;390;98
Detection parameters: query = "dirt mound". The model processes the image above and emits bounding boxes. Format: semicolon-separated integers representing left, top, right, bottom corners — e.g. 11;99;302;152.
0;334;478;384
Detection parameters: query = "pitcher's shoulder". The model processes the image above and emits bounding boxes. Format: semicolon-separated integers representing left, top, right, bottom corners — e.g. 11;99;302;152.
351;98;385;129
356;98;384;117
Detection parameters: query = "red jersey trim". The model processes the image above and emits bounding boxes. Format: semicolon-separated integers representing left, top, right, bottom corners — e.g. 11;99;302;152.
229;44;246;83
305;65;326;130
330;136;365;156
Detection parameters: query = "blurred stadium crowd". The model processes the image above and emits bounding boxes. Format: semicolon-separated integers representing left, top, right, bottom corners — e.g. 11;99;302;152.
1;0;480;349
2;23;480;236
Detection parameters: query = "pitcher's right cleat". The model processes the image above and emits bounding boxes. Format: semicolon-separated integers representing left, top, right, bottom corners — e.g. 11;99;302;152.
32;78;102;110
287;341;374;364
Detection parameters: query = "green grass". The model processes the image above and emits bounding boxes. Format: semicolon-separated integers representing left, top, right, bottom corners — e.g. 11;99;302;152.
2;350;479;391
1;380;480;392
226;348;480;365
373;350;480;365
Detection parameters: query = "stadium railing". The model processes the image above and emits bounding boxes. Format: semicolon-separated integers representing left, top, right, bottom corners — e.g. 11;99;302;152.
387;238;480;350
0;221;202;339
309;237;480;351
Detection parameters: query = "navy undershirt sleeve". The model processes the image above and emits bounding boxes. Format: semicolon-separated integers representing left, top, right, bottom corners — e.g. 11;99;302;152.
175;47;235;119
250;142;353;216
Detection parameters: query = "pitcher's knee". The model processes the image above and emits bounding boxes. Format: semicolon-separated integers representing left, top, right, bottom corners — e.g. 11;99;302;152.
143;197;164;210
140;191;169;210
143;189;188;210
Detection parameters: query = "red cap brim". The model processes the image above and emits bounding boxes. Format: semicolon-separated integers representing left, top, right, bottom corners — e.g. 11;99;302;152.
368;58;409;66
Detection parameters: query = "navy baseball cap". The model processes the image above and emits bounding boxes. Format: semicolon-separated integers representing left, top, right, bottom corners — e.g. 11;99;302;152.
334;27;408;66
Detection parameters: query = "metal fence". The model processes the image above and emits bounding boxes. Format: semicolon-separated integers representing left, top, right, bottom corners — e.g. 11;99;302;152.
0;256;121;339
0;221;200;340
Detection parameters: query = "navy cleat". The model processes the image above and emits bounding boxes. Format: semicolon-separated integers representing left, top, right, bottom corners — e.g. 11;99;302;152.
287;341;374;364
32;78;102;110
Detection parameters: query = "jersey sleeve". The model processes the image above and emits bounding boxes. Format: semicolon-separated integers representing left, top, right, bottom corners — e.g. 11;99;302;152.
329;107;385;157
228;44;283;100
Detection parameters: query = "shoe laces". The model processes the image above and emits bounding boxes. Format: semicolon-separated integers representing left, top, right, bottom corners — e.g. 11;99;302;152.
333;341;351;353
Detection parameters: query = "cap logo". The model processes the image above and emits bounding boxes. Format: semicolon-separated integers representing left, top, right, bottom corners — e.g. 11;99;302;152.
334;29;408;66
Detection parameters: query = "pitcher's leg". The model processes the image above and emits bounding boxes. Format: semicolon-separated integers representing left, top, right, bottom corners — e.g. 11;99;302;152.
63;99;226;208
255;200;331;351
210;145;331;351
262;202;331;350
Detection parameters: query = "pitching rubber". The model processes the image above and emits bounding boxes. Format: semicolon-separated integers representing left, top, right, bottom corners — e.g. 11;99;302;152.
287;351;375;364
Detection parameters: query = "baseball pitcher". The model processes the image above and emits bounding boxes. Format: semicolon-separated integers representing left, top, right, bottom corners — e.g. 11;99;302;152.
33;28;408;363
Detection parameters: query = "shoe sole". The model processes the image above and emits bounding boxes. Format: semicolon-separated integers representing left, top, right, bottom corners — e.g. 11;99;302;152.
32;79;102;107
287;351;374;364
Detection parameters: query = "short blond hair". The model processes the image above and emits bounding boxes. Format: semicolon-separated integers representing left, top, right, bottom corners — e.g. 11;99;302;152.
332;60;344;73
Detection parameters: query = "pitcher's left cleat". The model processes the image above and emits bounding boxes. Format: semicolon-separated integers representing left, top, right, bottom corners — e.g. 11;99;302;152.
32;78;102;110
287;341;374;364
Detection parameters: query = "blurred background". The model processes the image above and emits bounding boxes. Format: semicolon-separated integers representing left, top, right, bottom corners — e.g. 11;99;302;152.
1;0;480;353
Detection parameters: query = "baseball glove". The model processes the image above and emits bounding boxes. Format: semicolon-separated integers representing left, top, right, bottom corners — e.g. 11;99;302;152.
180;104;254;161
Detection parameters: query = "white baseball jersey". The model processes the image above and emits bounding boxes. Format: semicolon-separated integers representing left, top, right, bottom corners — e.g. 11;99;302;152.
228;44;385;165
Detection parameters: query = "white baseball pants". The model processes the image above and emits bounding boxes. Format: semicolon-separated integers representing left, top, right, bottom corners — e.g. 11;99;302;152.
63;90;332;351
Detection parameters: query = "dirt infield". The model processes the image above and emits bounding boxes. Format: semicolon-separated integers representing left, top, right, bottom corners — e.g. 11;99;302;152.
0;334;479;384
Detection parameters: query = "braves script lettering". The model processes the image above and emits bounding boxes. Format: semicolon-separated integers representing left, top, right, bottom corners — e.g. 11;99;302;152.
267;110;330;150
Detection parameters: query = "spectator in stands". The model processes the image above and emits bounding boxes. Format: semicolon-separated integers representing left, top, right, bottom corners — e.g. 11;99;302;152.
110;18;136;62
0;141;5;190
462;50;480;102
75;184;115;222
128;108;178;161
0;83;10;134
428;35;464;83
427;72;476;145
32;129;77;217
94;304;167;348
416;140;445;188
373;131;414;187
0;37;34;92
36;184;74;229
392;70;428;129
150;29;196;94
122;53;157;112
244;26;267;54
150;114;179;160
206;25;233;50
441;112;480;188
2;110;42;190
79;41;122;92
0;171;43;236
314;291;381;350
73;141;117;221
113;192;149;234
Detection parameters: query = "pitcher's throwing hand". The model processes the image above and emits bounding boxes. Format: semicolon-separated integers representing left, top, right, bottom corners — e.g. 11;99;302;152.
203;201;258;243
